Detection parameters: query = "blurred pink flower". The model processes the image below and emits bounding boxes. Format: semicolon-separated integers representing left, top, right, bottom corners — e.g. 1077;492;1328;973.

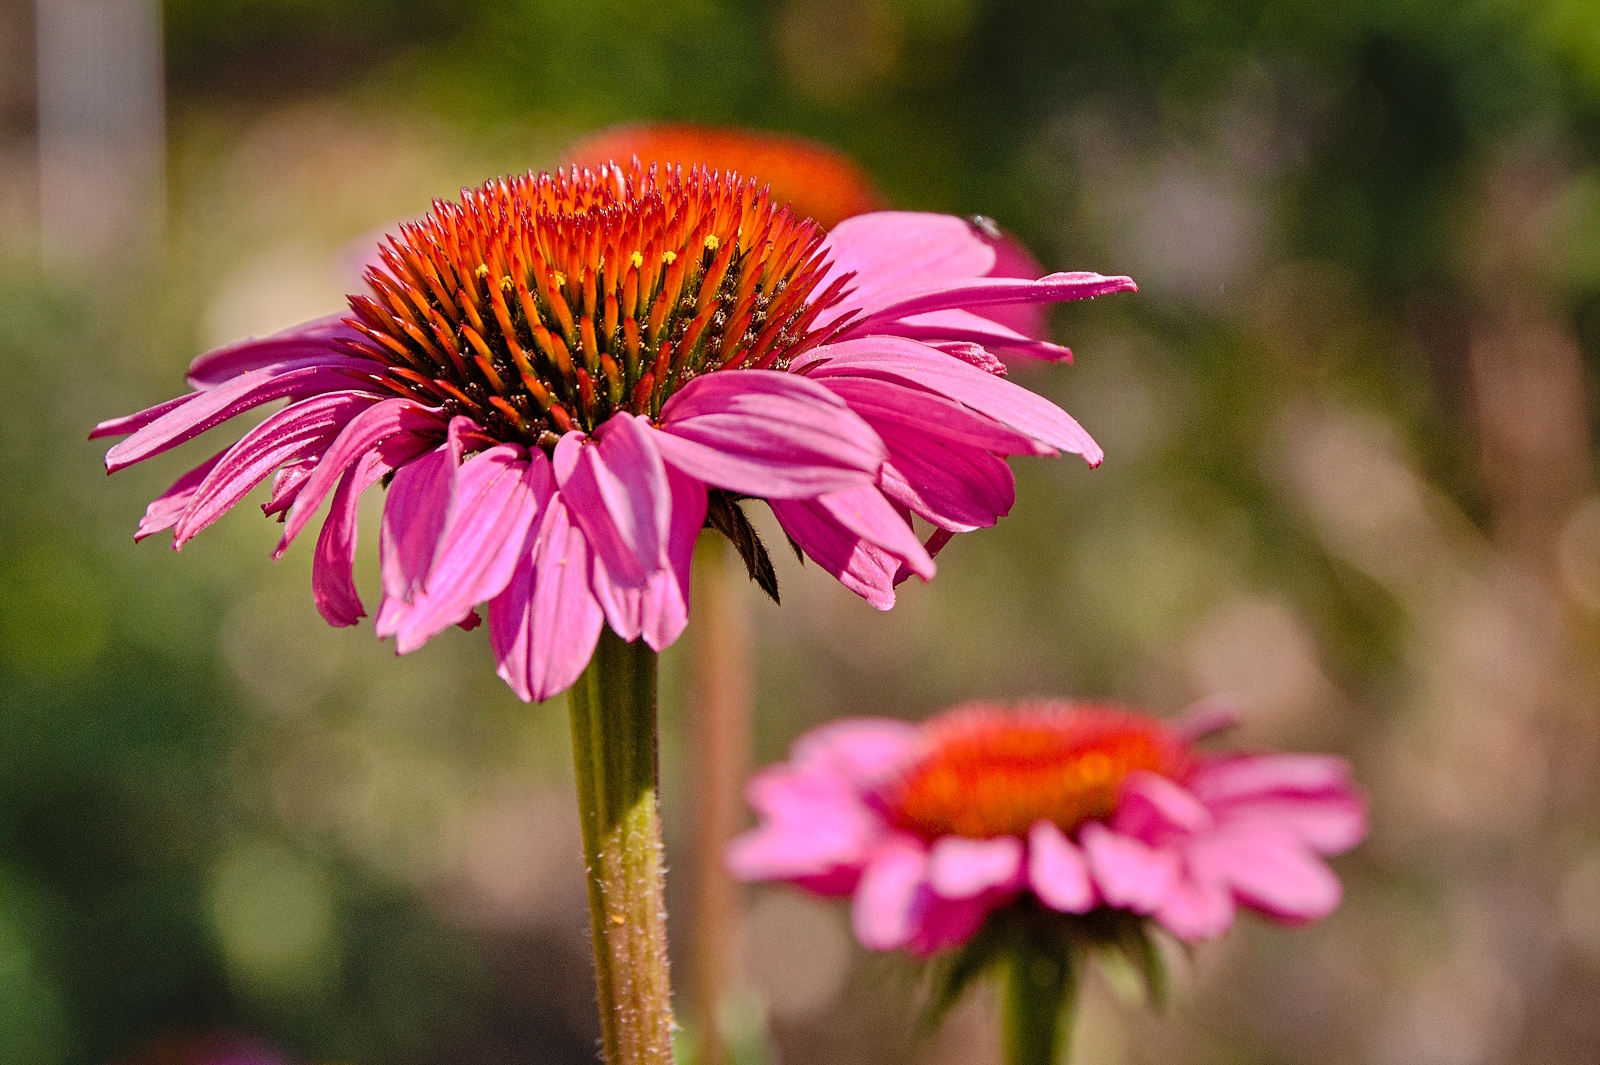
728;702;1365;955
96;164;1131;702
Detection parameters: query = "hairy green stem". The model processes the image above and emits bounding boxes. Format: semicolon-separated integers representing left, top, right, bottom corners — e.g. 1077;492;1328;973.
569;627;675;1065
1002;947;1077;1065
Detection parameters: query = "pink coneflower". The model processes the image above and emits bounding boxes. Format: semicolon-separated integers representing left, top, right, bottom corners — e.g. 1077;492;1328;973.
95;163;1132;702
728;701;1366;956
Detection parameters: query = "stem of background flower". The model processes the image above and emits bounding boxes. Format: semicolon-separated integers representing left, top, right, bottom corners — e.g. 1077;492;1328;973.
569;627;676;1065
1001;947;1077;1065
687;535;753;1065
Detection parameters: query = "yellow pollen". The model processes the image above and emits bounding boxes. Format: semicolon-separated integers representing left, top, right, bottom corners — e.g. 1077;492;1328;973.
474;264;489;279
704;235;720;251
662;251;677;265
630;251;644;269
553;271;567;287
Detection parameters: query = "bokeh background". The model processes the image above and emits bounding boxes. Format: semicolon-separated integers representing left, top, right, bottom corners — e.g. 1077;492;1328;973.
3;0;1600;1063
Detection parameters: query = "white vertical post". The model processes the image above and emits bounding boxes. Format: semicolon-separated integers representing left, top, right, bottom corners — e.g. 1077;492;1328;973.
35;0;165;267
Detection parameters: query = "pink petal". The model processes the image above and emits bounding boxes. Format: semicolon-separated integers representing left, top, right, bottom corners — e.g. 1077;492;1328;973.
851;838;930;951
977;228;1050;339
488;495;605;703
1111;771;1214;843
1168;698;1241;742
262;459;316;518
312;449;395;626
386;447;552;653
1188;824;1343;923
135;449;227;542
275;397;444;556
1209;793;1368;856
652;369;885;498
727;769;877;883
928;836;1024;900
92;393;193;441
885;309;1074;362
172;391;380;548
910;893;998;956
104;362;377;473
844;272;1136;333
185;314;368;388
814;484;934;579
802;336;1102;464
875;427;1015;533
1028;821;1095;913
378;442;458;611
1187;753;1355;804
816;212;998;330
1080;822;1179;914
791;717;919;786
557;412;672;590
769;497;901;609
1152;864;1237;941
818;375;1043;455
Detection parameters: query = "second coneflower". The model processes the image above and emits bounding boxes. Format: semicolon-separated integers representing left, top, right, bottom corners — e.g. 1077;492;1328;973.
730;702;1366;1065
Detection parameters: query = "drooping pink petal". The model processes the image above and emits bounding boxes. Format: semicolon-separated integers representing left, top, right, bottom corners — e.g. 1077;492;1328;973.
769;497;901;609
378;442;457;608
727;769;877;883
172;391;381;548
1208;793;1368;856
817;375;1043;456
928;836;1024;900
557;413;673;590
1153;863;1237;941
851;837;930;951
882;309;1074;362
875;427;1016;533
1187;824;1342;923
488;495;606;703
1028;821;1095;913
1080;822;1179;914
135;449;227;542
185;314;369;388
277;398;444;557
92;393;194;441
262;459;316;518
384;447;553;653
813;484;934;579
312;449;396;626
652;369;885;498
910;893;1000;957
801;336;1103;464
104;362;378;473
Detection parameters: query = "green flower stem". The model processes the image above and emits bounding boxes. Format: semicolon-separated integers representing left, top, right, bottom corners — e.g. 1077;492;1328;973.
569;626;676;1065
1002;946;1077;1065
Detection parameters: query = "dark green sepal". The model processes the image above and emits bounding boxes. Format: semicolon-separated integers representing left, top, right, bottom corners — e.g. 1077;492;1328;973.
704;489;781;604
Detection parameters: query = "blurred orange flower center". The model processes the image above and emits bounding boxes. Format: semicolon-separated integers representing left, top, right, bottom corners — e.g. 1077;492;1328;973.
888;706;1188;840
346;163;840;445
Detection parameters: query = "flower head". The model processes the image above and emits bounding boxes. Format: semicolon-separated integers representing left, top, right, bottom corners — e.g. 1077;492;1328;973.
728;701;1365;956
96;163;1131;702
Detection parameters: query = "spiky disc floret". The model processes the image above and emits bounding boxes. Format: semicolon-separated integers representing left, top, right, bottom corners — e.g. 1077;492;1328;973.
342;163;848;446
